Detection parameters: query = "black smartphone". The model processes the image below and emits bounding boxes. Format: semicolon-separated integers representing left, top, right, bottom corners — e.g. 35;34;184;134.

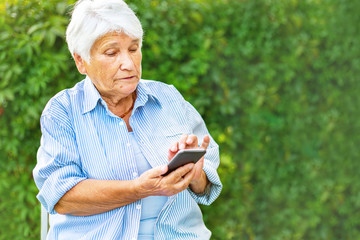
163;149;206;176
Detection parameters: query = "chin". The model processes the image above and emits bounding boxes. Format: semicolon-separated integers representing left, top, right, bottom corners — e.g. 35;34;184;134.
118;83;138;94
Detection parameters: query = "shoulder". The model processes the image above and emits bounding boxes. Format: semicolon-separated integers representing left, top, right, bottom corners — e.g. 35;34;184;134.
41;79;85;120
139;79;185;102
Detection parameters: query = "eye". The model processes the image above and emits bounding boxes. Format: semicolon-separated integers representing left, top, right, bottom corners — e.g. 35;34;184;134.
105;51;116;56
129;48;138;53
129;44;139;53
104;49;117;56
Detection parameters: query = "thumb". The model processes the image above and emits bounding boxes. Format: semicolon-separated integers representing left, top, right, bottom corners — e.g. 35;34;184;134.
200;135;210;149
148;165;168;177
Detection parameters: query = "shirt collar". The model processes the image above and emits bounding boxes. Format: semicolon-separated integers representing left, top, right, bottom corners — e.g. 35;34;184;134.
135;80;162;109
82;76;102;114
82;78;161;114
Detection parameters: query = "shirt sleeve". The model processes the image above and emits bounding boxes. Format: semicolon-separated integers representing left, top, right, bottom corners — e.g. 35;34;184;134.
33;110;87;214
183;100;223;205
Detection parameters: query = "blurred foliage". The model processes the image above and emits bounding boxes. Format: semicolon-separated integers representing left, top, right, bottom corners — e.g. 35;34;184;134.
0;0;360;239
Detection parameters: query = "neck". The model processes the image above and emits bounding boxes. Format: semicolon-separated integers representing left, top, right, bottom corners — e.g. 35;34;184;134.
102;92;136;118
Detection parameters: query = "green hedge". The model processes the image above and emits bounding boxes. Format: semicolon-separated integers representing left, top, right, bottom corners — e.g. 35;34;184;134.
1;0;359;239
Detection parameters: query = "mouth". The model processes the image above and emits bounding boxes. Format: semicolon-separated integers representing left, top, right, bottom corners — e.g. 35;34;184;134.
119;75;136;80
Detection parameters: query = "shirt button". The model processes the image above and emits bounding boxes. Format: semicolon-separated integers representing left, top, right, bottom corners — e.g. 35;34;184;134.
119;121;124;126
127;143;131;147
131;238;137;240
133;172;138;177
136;204;141;210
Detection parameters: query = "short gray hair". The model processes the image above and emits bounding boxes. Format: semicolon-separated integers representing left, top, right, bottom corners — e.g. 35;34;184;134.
66;0;143;63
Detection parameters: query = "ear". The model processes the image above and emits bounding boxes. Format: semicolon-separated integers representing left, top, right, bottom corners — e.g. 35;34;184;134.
73;53;87;75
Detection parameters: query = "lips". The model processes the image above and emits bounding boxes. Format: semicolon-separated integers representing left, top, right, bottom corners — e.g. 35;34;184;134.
119;75;136;80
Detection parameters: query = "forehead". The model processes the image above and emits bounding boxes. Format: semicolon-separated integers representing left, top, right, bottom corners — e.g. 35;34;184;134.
93;32;139;49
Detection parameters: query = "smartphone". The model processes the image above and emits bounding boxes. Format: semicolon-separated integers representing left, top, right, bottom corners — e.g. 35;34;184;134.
163;149;206;176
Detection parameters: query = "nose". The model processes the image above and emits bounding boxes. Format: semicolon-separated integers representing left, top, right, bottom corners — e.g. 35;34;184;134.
119;53;135;71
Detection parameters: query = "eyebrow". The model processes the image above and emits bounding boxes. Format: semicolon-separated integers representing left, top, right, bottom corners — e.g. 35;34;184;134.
102;39;140;49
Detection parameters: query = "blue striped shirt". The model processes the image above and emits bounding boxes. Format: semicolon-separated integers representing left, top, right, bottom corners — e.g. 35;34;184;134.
33;77;222;240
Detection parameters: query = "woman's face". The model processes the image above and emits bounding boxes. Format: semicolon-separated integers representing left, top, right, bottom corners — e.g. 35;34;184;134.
75;32;142;99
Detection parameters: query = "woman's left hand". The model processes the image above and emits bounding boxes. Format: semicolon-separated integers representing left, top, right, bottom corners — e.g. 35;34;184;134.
168;134;210;193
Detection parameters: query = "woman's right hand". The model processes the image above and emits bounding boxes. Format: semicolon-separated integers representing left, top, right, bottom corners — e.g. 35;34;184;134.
133;163;195;198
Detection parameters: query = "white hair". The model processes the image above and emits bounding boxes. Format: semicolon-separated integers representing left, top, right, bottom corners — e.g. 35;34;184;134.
66;0;143;63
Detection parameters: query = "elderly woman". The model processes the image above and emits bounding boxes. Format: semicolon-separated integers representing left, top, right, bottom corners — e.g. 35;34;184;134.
33;0;222;239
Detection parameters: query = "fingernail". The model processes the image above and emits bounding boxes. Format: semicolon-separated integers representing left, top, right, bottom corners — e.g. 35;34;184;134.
180;144;185;149
171;146;177;151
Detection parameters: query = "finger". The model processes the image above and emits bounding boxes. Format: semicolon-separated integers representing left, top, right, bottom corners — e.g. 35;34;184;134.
175;167;196;190
193;160;204;180
178;134;188;150
146;165;168;178
185;134;198;148
200;135;210;149
167;163;194;181
168;142;179;161
170;142;178;153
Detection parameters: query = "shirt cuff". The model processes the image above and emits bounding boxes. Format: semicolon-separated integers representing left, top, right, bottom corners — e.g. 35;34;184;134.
187;159;222;205
36;164;87;215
